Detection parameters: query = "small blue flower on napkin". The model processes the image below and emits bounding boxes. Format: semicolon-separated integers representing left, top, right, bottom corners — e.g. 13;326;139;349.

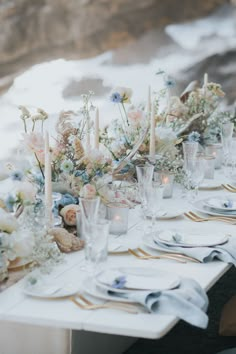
223;199;233;208
111;275;127;289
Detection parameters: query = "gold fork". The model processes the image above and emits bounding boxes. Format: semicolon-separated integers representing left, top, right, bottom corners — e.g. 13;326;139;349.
137;247;201;264
222;184;236;193
128;248;186;263
70;293;139;313
184;211;236;224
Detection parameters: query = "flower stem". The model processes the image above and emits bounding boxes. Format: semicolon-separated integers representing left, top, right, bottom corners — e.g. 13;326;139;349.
34;153;45;179
121;102;129;126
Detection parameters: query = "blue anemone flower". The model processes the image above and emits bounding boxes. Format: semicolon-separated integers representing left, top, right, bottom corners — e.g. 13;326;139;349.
110;92;122;103
111;275;127;289
10;170;23;181
188;131;201;142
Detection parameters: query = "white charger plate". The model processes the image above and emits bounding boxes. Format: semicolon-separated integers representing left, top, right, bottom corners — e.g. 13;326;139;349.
94;267;180;294
192;199;236;217
154;230;228;247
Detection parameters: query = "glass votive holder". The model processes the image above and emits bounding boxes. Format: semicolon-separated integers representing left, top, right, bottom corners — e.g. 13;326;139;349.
154;171;174;198
106;202;129;235
205;144;223;169
204;155;216;179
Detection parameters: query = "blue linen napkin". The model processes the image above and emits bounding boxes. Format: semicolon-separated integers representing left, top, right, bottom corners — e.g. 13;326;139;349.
108;278;209;329
153;237;236;266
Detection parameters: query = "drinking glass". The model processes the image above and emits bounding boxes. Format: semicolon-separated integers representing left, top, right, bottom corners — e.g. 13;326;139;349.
144;182;164;236
84;218;110;273
221;122;234;174
185;156;205;200
79;196;100;239
136;164;154;211
182;141;199;169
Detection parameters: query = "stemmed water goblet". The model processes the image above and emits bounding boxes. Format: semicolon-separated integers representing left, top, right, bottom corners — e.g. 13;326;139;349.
184;156;205;201
135;164;154;214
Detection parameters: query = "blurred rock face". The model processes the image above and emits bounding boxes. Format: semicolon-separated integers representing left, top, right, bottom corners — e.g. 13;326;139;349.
0;0;226;77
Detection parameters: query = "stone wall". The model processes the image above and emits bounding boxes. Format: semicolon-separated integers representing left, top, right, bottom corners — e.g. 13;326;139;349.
0;0;227;80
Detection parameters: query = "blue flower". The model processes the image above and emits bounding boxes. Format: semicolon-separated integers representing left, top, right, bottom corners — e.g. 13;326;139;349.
188;131;201;142
95;170;103;177
5;194;15;212
223;199;233;208
111;275;127;289
164;75;176;88
110;92;122;103
10;170;23;181
56;193;78;208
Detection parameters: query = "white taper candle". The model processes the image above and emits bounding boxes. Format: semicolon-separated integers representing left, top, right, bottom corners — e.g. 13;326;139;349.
149;102;156;158
44;131;53;226
94;108;99;150
86;118;90;152
148;85;151;115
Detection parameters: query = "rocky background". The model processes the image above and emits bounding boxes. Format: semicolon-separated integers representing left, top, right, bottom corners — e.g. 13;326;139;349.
0;0;229;89
0;0;235;159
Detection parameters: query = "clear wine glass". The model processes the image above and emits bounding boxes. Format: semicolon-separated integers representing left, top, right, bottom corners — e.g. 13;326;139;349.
185;156;205;200
136;164;154;213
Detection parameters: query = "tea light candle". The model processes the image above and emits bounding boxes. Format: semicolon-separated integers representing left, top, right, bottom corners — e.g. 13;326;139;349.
205;144;223;169
107;202;129;235
160;173;174;198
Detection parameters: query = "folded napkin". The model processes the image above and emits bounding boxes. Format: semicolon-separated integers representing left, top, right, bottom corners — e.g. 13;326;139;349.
153;237;236;266
108;277;208;329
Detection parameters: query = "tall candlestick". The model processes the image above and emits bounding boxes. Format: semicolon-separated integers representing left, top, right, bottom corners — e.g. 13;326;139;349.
86;117;90;152
203;73;208;96
147;85;151;115
94;108;99;150
149;102;156;159
44;131;53;226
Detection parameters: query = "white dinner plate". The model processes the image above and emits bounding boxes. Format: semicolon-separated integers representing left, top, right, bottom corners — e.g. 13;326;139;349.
94;267;180;293
192;199;236;217
204;197;236;211
23;281;80;298
199;180;222;190
154;230;228;247
83;277;134;303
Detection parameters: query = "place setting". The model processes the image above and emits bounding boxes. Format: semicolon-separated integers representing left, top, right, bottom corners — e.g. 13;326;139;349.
142;228;236;265
190;195;236;222
76;265;209;328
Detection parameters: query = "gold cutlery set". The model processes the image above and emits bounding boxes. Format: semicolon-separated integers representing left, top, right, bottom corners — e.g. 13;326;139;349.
222;184;236;193
184;211;236;224
70;293;139;314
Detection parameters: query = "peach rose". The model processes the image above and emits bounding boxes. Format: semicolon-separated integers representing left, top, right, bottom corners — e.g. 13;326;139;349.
60;204;80;226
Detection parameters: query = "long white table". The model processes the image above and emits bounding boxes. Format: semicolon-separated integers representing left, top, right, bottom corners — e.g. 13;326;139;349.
0;183;234;354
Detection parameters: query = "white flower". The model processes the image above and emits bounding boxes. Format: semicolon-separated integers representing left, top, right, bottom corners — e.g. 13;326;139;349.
13;181;37;204
155;127;177;142
10;230;35;258
0;208;18;233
